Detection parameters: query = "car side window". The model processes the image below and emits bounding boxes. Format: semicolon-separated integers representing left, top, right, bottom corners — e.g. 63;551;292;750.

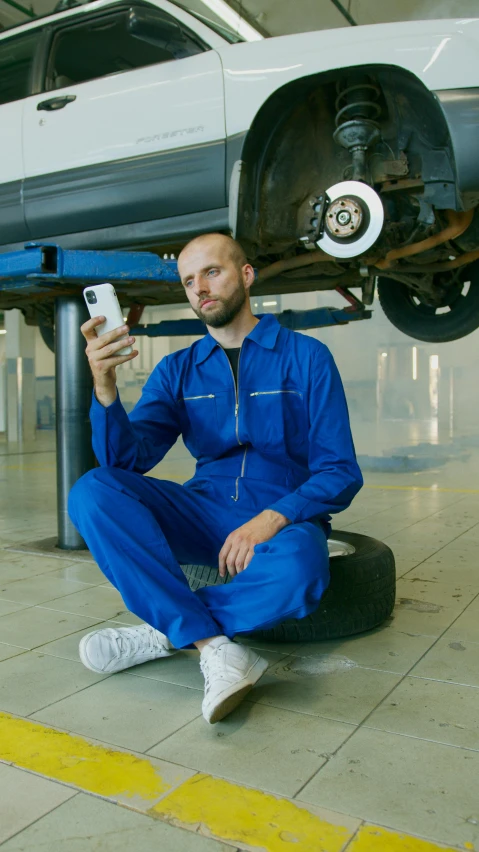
0;32;37;105
45;7;206;91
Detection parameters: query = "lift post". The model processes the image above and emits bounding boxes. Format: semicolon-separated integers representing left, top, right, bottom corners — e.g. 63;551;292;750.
55;297;95;549
0;243;371;550
0;243;180;550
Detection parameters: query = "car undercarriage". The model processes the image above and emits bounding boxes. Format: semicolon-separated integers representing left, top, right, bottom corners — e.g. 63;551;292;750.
234;66;479;341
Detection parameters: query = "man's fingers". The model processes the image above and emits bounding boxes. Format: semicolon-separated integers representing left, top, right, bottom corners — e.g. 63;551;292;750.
219;528;261;577
81;316;107;340
228;541;247;576
225;540;240;577
89;336;136;361
94;351;138;372
243;548;255;571
86;324;131;351
234;543;250;573
114;350;139;366
218;539;231;578
219;532;258;576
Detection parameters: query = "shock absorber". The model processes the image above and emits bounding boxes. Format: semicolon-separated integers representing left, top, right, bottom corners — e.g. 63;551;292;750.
333;76;382;183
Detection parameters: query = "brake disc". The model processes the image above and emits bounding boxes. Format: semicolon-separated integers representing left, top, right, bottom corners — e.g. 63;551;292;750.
317;180;384;258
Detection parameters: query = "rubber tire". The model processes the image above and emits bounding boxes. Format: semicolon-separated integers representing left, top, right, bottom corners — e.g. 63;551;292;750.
377;265;479;343
181;530;396;643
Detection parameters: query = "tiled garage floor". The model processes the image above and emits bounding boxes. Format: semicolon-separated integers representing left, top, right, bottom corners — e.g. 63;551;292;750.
0;431;478;851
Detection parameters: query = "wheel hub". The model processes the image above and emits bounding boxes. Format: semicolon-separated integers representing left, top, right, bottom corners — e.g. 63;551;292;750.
328;538;356;558
326;197;363;237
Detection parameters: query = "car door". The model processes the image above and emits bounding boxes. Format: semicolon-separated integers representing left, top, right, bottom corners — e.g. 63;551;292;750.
0;30;37;246
22;2;226;240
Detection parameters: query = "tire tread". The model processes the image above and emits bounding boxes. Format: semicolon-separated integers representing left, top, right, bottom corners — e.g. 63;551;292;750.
181;530;396;642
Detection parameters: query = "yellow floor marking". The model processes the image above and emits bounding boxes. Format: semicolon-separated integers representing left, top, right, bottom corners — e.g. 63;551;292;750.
0;712;169;803
364;485;479;494
346;824;464;852
152;773;352;852
0;711;470;852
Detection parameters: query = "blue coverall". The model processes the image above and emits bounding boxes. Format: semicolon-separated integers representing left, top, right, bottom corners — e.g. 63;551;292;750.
68;314;363;648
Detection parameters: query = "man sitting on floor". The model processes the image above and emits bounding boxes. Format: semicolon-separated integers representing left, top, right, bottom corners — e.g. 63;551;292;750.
69;233;363;724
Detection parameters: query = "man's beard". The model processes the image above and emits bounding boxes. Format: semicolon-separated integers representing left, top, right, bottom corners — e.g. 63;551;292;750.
194;285;246;328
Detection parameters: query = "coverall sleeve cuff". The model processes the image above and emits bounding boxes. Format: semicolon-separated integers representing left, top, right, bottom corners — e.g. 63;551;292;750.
90;387;122;420
89;388;135;468
267;495;311;525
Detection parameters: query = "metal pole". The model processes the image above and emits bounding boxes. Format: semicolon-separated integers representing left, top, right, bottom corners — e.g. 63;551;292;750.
1;0;35;17
55;296;95;549
329;0;357;26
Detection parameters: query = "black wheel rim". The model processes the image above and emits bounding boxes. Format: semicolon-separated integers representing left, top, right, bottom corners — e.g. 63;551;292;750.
406;275;470;318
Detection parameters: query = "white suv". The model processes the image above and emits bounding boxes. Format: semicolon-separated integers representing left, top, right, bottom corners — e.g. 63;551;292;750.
1;0;479;342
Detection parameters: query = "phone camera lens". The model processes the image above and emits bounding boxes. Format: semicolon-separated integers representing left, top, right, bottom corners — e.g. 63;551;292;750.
86;291;97;304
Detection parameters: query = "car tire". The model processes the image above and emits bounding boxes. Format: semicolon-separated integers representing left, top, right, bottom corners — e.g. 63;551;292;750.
377;266;479;343
181;530;396;643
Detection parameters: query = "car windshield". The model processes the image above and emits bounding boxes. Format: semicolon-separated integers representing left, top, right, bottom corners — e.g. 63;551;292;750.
167;1;245;43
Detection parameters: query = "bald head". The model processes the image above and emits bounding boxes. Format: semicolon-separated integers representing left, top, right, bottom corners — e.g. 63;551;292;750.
178;233;247;275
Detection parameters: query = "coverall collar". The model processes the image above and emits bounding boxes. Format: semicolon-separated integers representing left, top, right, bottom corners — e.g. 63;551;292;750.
194;313;281;365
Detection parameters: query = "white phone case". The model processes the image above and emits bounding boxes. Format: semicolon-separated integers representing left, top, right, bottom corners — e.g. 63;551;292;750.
83;283;133;356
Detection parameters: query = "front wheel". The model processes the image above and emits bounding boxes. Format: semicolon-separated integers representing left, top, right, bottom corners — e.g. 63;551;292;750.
377;265;479;342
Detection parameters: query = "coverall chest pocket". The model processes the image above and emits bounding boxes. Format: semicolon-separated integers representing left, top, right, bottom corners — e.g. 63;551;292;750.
249;389;308;452
178;394;219;454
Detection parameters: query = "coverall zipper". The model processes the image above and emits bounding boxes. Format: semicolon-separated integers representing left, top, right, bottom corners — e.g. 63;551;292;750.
223;352;243;447
234;445;248;501
181;394;215;400
222;348;246;501
250;390;303;397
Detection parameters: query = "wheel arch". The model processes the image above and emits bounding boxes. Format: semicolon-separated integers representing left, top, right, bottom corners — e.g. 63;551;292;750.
231;63;458;256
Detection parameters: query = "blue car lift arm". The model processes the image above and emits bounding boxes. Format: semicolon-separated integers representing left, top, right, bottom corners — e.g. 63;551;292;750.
0;244;371;550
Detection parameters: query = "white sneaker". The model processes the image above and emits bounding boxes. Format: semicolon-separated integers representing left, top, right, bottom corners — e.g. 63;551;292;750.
200;638;269;724
79;624;177;674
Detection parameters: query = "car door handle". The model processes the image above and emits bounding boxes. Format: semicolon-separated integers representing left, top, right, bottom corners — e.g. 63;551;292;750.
37;95;77;112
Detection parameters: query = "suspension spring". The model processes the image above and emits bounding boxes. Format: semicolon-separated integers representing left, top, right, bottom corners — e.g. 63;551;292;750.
333;77;383;182
334;79;382;128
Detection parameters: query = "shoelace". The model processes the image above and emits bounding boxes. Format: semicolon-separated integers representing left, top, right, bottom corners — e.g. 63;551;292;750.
200;648;227;691
200;647;231;691
114;625;165;658
199;657;210;691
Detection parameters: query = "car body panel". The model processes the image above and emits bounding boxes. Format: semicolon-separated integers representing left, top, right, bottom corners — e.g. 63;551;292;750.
435;88;479;206
23;141;226;240
22;42;227;237
0;101;27;243
0;101;24;185
217;18;479;138
23;50;225;178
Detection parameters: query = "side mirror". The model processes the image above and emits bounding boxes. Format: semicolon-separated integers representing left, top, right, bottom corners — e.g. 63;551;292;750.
127;7;186;50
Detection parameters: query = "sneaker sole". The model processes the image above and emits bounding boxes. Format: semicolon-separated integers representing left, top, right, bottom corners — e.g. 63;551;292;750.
204;657;269;724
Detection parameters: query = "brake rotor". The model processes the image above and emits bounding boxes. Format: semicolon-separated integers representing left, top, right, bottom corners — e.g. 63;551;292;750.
317;180;384;258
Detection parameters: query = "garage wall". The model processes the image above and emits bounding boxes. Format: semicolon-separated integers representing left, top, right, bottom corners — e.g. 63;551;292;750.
239;0;479;37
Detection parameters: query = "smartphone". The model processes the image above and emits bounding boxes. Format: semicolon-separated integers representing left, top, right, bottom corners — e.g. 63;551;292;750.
83;283;133;356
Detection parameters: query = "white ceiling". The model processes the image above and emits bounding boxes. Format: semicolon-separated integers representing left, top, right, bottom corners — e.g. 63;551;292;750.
1;0;478;38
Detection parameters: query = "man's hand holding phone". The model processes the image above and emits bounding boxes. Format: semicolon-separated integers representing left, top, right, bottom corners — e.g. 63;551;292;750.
81;317;138;407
